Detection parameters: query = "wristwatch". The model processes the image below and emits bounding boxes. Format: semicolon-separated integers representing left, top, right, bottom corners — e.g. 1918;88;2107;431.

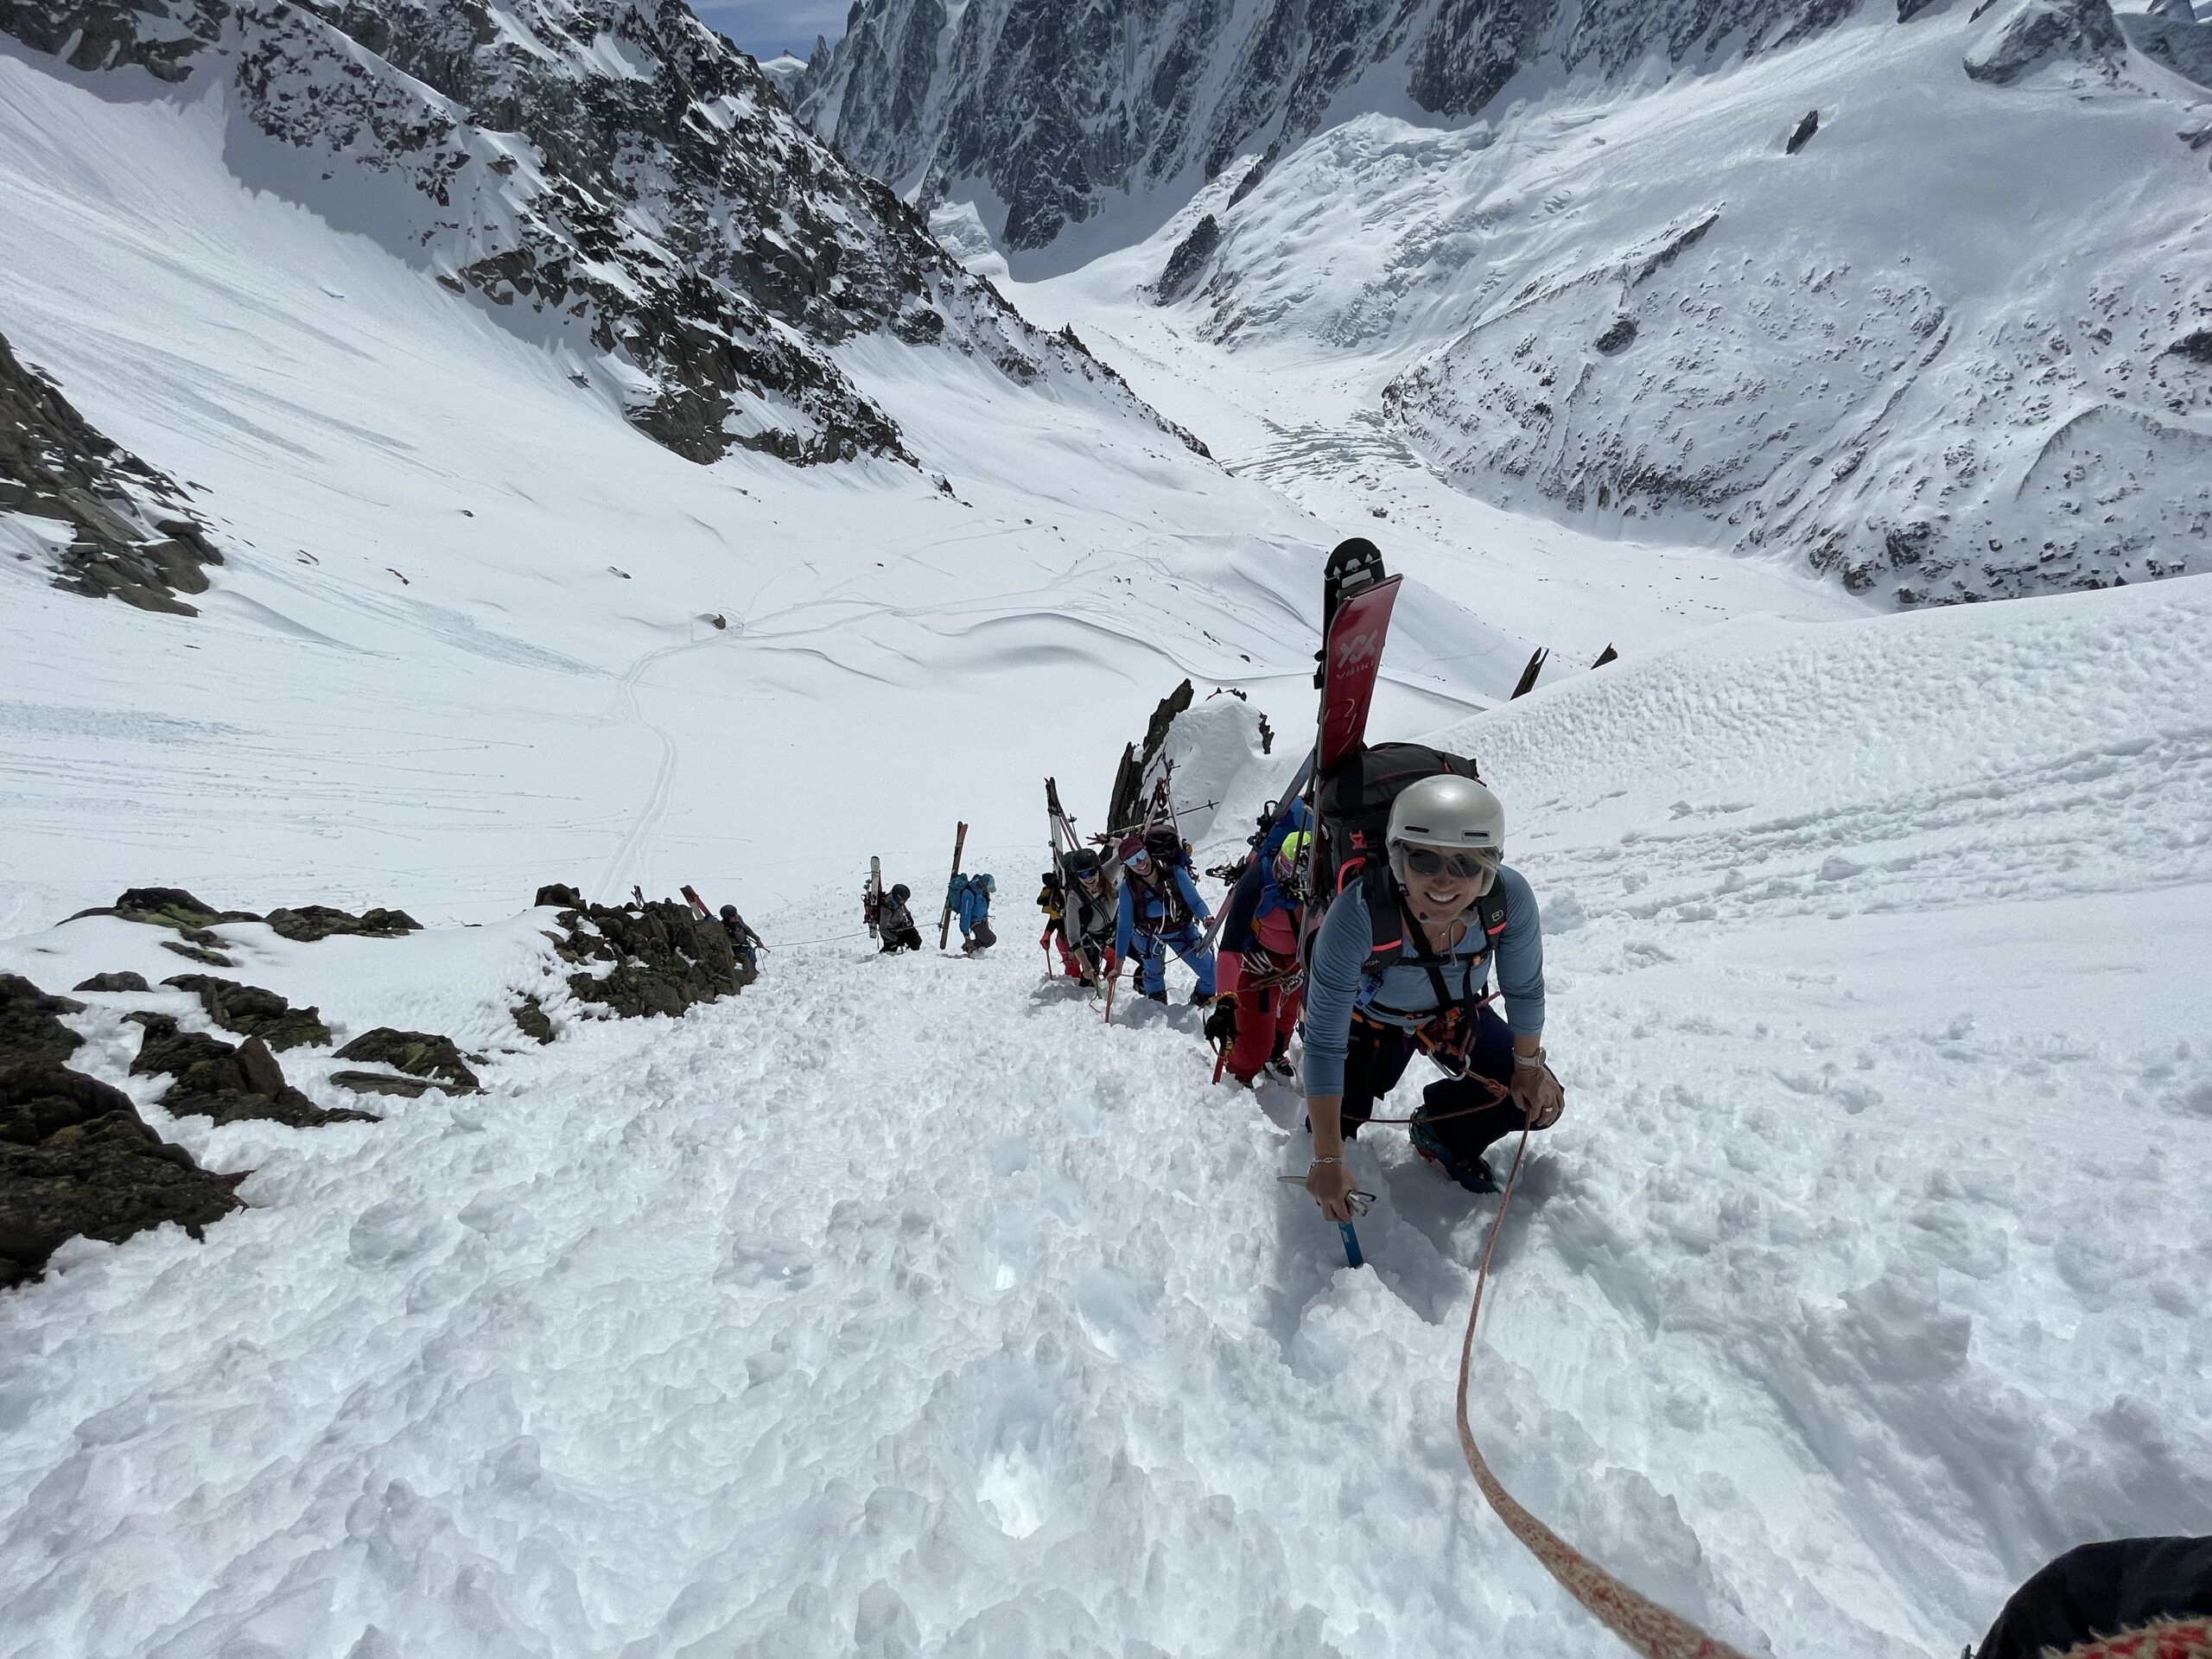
1513;1046;1548;1071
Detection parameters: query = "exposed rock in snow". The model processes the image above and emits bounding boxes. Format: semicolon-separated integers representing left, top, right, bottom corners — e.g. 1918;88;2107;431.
0;1057;245;1289
1;329;222;614
1155;215;1224;305
0;0;1199;466
547;893;753;1016
2121;0;2212;88
792;0;1862;258
126;1014;378;1127
1963;0;2126;82
161;975;333;1052
0;0;225;80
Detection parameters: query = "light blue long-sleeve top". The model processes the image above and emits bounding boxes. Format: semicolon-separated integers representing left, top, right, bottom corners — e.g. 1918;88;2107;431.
1302;864;1545;1097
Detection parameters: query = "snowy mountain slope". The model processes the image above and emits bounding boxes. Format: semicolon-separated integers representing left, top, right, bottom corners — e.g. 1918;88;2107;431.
3;572;2206;1658
1020;3;2212;607
0;0;1192;467
791;0;1866;263
3;36;1608;939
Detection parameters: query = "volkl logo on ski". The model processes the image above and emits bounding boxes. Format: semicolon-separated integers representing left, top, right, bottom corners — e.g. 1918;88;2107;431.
1333;624;1387;671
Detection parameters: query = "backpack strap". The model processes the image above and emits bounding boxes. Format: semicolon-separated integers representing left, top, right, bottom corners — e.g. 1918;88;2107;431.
1357;861;1509;1028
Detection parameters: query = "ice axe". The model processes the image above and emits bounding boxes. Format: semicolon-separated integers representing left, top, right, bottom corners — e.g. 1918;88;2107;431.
1278;1176;1371;1268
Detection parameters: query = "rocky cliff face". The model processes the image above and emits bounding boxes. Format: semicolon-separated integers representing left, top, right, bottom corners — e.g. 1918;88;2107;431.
793;0;1860;256
0;0;1197;466
1;330;224;614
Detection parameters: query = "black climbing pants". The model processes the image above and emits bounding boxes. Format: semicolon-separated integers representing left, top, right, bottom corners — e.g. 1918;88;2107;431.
880;926;923;954
1339;1004;1531;1164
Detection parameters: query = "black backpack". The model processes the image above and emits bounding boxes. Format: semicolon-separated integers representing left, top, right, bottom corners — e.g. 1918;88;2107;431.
1314;742;1484;905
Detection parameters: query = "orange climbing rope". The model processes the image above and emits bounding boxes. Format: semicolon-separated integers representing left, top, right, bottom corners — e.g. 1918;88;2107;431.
1453;1120;1758;1659
1452;1135;2212;1659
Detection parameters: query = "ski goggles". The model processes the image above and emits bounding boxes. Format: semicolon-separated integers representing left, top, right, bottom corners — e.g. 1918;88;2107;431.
1125;849;1154;869
1395;843;1501;881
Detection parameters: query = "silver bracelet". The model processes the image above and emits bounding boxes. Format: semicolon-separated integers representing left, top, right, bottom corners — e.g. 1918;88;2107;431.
1310;1155;1344;1167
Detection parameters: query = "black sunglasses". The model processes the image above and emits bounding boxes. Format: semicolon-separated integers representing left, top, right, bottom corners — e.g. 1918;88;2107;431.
1401;845;1499;880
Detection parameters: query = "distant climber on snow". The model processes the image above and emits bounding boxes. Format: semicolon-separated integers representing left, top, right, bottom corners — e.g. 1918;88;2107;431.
1041;844;1116;986
1113;833;1216;1005
1206;809;1310;1084
1299;772;1562;1220
717;905;765;976
948;871;997;956
877;883;924;954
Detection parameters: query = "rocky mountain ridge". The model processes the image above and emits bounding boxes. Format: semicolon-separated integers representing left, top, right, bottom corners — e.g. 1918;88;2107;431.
792;0;1869;257
1132;2;2210;606
0;0;1198;467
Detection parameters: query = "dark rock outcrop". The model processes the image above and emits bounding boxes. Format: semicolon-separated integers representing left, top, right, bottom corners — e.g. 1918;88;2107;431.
1107;679;1196;838
128;1015;376;1127
1964;0;2126;82
548;897;745;1019
1786;110;1821;152
66;887;256;966
73;971;152;994
0;974;86;1068
0;0;225;81
331;1028;480;1093
73;887;261;930
1156;215;1224;304
161;976;331;1051
0;329;224;614
262;905;422;943
1;1061;245;1289
510;995;556;1045
328;1070;439;1099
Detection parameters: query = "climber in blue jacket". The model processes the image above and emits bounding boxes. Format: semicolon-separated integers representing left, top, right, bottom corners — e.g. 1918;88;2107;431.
1111;836;1216;1003
949;871;996;955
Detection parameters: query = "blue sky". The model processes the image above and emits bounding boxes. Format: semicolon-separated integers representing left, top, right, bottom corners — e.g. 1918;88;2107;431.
696;0;848;60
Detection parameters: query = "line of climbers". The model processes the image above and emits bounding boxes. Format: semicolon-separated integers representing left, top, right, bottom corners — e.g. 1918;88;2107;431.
1032;758;1564;1209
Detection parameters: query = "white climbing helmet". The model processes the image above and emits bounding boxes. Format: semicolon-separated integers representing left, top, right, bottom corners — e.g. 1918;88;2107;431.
1387;774;1505;893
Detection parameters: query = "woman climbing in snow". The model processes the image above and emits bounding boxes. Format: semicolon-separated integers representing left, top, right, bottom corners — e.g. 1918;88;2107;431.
1111;836;1216;1004
877;883;924;954
1045;845;1117;984
1206;808;1311;1084
1300;774;1564;1221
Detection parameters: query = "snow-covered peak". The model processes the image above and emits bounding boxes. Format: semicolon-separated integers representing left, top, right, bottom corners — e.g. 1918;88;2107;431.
1027;2;2212;606
753;50;809;96
0;0;1198;467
